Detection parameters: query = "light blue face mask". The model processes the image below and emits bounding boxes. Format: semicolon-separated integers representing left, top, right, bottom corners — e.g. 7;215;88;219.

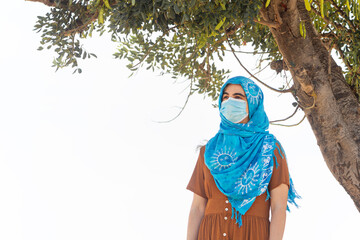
220;97;248;123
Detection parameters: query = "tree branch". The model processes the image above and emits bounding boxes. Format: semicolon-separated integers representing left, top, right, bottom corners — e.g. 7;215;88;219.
297;93;316;110
273;0;283;25
253;62;271;76
333;43;353;72
155;59;195;123
328;0;356;32
225;24;243;36
27;0;110;37
270;113;306;127
25;0;58;7
25;0;85;12
224;49;272;54
62;13;98;37
254;19;280;28
226;37;293;93
270;105;300;123
311;4;346;31
212;24;243;48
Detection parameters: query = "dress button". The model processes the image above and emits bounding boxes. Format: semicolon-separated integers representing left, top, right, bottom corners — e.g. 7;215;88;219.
224;216;228;220
225;208;228;211
225;200;229;203
223;233;227;236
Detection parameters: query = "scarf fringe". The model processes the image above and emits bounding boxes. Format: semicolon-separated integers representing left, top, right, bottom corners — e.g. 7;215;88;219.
266;188;271;201
287;178;302;211
273;140;301;211
231;207;243;227
274;143;283;169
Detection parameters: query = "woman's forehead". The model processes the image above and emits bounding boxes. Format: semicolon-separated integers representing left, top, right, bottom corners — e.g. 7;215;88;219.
223;84;245;93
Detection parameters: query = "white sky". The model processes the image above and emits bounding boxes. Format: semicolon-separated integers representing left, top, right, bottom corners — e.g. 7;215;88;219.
0;1;359;240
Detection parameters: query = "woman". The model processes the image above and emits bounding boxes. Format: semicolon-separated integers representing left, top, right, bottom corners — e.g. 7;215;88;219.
186;76;299;240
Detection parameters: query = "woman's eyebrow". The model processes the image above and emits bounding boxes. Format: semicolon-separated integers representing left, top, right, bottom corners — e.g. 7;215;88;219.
233;92;246;98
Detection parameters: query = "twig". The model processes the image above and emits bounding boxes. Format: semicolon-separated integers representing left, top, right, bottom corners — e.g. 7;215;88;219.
213;24;243;46
206;44;211;89
224;49;273;54
155;49;198;123
273;0;283;25
297;93;316;110
155;73;194;124
131;33;167;69
254;19;280;29
131;26;178;69
62;13;98;37
226;37;293;93
328;0;356;32
270;114;306;127
311;4;344;31
26;0;72;8
333;43;352;72
253;63;271;76
176;46;199;74
270;106;300;123
225;24;243;36
283;72;293;92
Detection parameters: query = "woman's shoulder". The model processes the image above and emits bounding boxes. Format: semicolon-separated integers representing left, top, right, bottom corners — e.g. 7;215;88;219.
273;140;285;159
199;145;206;153
195;145;206;166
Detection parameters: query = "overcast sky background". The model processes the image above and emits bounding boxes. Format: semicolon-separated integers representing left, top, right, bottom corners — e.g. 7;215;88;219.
0;1;359;240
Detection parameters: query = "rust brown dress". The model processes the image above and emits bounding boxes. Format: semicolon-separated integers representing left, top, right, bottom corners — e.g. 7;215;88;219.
187;145;290;240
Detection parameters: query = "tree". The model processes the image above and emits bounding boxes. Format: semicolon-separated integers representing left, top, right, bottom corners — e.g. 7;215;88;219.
27;0;360;211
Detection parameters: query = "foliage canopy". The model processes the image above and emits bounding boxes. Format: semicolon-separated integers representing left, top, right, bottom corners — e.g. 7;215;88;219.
34;0;360;100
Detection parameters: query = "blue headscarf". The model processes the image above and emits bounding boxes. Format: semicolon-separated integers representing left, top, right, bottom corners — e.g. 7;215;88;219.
204;76;299;227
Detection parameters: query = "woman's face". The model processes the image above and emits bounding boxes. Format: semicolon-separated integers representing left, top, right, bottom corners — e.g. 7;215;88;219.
222;84;250;124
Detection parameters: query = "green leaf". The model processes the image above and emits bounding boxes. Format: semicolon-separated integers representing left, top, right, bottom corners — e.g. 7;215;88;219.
198;40;206;49
304;0;311;11
98;7;104;24
299;21;306;39
174;5;180;14
215;17;226;31
265;0;271;8
320;0;324;18
346;0;351;11
104;0;111;9
131;0;135;6
220;2;226;10
209;31;218;37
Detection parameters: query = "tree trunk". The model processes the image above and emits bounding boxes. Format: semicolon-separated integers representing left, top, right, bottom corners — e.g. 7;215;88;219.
264;0;360;210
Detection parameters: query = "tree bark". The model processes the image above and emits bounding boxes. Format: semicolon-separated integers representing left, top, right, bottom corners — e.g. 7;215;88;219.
265;0;360;211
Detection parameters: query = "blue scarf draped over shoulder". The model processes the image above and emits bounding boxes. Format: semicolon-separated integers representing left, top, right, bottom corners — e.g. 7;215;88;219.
204;76;300;227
